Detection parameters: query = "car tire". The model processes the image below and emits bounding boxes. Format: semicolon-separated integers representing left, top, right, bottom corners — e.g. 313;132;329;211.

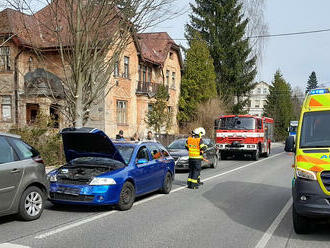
210;156;218;169
264;145;271;157
18;186;45;221
293;204;311;234
117;182;135;211
252;149;260;161
160;172;172;194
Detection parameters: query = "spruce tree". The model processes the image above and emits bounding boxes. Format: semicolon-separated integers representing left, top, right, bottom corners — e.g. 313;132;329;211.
178;34;217;126
186;0;257;113
305;71;318;94
263;70;293;141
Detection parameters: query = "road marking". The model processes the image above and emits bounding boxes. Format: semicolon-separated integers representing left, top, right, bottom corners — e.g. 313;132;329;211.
35;152;285;240
0;244;31;248
255;198;293;248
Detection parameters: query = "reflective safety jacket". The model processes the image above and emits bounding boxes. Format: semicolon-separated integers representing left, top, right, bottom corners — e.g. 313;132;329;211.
186;137;207;159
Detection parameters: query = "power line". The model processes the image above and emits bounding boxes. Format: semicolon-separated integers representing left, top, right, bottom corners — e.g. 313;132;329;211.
144;27;330;41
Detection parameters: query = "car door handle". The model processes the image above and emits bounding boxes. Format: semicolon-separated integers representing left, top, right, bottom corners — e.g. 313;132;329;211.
11;169;21;174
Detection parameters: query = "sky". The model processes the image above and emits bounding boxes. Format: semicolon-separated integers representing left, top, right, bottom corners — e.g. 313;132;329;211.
150;0;330;91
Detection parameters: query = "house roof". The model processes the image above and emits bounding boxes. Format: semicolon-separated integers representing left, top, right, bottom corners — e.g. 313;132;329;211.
0;3;182;68
137;32;183;68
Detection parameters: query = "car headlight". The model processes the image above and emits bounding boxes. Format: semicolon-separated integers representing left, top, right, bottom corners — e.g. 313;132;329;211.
47;172;57;182
89;177;117;185
296;168;317;181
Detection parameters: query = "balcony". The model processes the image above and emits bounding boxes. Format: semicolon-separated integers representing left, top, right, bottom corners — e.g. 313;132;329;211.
136;81;160;96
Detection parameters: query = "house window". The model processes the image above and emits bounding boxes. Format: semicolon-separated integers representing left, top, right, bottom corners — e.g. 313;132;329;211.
50;104;60;128
148;103;153;113
171;72;176;88
26;103;39;124
257;88;261;94
0;47;10;71
148;67;152;82
255;100;260;108
114;61;119;77
123;56;129;78
143;66;146;82
167;106;172;113
166;70;170;86
263;88;268;94
1;96;12;121
117;100;127;124
169;52;173;60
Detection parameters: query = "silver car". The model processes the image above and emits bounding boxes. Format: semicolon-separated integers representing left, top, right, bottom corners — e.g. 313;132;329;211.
0;133;48;221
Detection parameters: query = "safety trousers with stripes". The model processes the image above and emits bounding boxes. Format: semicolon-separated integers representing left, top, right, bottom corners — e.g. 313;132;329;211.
187;158;202;189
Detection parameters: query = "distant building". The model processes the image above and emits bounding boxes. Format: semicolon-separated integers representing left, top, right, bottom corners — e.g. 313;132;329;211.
245;81;270;116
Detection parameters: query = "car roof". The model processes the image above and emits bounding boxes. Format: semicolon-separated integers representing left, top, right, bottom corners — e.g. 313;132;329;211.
112;140;162;146
0;132;21;139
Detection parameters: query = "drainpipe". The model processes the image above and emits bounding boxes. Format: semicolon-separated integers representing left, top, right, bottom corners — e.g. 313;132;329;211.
14;50;23;127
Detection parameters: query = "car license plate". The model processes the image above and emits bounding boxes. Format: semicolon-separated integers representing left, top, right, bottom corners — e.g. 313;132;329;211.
57;187;80;196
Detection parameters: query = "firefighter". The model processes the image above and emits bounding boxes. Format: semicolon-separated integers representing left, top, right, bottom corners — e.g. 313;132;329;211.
185;127;207;189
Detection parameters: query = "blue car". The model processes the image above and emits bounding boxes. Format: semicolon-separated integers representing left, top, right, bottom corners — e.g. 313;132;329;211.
48;127;175;210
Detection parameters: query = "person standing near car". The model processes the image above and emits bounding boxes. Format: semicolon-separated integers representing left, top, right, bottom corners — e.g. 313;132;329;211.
185;127;207;189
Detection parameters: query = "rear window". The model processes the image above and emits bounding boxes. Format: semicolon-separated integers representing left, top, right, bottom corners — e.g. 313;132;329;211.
10;138;39;160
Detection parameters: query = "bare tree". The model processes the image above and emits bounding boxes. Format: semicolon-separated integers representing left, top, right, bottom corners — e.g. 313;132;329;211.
240;0;268;66
5;0;178;127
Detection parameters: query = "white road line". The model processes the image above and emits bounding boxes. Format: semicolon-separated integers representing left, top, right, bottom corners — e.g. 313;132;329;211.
35;152;285;240
255;198;293;248
0;243;31;248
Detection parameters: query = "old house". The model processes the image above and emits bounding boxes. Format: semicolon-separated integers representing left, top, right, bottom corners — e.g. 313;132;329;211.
0;4;182;138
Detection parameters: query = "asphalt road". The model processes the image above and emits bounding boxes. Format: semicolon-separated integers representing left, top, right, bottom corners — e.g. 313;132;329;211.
1;145;330;248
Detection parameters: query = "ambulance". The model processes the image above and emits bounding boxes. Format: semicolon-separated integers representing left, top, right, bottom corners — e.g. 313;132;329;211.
285;88;330;234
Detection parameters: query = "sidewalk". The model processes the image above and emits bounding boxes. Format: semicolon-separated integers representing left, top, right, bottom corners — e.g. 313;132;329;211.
272;142;284;148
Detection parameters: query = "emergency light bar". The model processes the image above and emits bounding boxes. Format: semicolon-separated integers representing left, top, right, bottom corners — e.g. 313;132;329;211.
309;89;329;95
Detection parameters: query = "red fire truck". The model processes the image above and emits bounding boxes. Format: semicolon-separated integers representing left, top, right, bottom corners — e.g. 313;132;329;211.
214;115;274;160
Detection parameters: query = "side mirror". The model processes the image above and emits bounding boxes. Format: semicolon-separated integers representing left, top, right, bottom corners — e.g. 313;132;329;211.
136;158;148;165
287;127;290;132
285;136;295;152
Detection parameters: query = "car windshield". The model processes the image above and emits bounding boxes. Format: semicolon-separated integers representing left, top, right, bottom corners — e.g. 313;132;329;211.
115;145;134;164
168;139;186;149
300;111;330;148
220;117;255;130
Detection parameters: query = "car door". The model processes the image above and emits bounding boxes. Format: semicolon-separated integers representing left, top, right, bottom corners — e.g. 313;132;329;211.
203;139;216;165
132;146;155;194
0;136;23;212
146;143;164;190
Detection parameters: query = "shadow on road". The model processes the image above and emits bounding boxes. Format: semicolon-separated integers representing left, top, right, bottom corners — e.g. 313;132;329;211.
202;180;330;240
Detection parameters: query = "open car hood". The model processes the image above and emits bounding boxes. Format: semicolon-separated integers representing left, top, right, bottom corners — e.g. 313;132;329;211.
61;127;126;165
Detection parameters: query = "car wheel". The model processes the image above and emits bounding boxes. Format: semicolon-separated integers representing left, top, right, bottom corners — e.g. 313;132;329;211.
117;181;135;211
264;145;271;157
18;186;45;221
252;149;260;161
293;204;311;234
160;172;172;194
210;156;218;169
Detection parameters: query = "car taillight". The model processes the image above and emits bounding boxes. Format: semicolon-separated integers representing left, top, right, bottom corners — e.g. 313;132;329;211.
33;156;44;164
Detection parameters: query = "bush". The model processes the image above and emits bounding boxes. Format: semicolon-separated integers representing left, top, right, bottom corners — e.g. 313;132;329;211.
10;113;65;167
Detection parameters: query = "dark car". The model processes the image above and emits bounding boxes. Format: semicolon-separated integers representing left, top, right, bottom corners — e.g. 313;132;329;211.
0;133;47;221
48;127;175;210
167;138;219;171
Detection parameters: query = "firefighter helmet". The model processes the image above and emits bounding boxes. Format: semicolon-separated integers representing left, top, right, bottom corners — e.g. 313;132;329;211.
192;127;206;137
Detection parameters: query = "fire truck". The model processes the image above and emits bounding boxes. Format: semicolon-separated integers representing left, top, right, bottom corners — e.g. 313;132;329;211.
214;115;274;160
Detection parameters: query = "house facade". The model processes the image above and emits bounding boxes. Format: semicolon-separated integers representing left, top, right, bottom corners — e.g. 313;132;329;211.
244;81;270;116
0;6;182;139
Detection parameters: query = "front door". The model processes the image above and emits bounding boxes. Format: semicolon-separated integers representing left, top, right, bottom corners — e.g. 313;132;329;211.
0;137;23;212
